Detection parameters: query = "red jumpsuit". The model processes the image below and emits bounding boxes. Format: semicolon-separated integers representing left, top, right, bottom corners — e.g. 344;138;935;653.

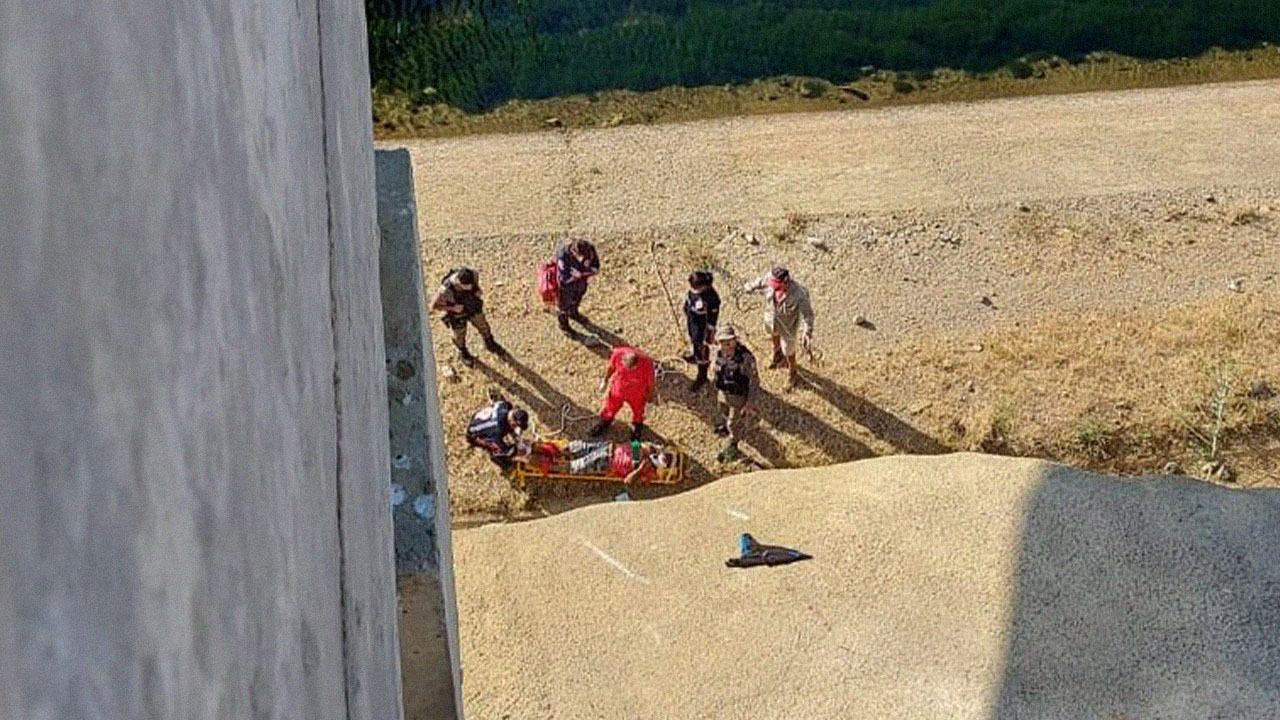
601;346;655;424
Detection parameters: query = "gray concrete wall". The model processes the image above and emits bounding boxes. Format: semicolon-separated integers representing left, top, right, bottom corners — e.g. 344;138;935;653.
0;1;401;719
376;149;464;719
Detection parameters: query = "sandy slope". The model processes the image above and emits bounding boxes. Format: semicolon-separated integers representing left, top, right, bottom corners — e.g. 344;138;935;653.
452;453;1280;720
399;79;1280;239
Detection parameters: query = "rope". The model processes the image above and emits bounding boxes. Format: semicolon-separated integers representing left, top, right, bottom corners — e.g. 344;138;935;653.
802;337;826;366
552;403;599;436
649;240;687;340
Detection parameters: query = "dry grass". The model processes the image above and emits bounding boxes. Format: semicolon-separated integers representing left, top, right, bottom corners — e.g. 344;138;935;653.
900;291;1280;484
375;46;1280;140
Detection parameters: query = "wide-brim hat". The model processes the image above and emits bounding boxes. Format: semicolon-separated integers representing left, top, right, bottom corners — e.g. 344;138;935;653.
714;325;738;341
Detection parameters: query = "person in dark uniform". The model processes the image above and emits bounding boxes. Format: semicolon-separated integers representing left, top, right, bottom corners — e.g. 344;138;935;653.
709;324;759;461
465;398;529;471
554;238;600;337
683;270;721;392
431;267;504;367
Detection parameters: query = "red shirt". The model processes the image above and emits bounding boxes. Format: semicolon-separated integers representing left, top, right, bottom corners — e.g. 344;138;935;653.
608;346;655;398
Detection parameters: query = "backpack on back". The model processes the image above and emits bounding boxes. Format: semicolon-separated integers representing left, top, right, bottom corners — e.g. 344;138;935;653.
537;259;559;308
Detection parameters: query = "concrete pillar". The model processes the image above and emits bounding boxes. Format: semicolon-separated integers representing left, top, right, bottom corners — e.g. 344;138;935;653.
376;149;465;719
0;1;402;718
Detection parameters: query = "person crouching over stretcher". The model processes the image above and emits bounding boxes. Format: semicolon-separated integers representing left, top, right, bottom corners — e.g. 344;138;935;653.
465;398;530;471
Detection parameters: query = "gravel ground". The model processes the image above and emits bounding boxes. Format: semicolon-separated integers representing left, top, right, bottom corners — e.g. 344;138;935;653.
380;80;1280;518
400;182;1278;518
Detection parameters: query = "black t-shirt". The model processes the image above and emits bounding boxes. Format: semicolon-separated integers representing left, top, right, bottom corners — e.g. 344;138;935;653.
714;345;755;397
684;286;721;328
556;244;599;287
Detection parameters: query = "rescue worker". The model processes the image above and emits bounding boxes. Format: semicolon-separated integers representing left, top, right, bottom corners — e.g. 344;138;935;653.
683;270;721;392
709;325;760;461
430;267;504;367
465;398;529;471
743;266;814;388
555;238;600;337
588;345;655;441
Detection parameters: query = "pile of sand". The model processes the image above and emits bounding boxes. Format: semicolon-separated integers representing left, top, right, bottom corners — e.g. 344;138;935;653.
453;453;1280;719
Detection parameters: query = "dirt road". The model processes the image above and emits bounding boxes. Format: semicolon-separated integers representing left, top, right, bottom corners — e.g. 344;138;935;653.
398;79;1280;238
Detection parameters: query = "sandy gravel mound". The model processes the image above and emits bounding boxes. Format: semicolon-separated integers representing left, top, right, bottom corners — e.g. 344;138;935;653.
454;453;1280;719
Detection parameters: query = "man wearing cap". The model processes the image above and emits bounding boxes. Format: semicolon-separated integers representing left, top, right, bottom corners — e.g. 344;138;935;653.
710;324;760;460
431;266;505;367
683;270;721;392
588;345;655;441
743;265;815;387
465;398;529;471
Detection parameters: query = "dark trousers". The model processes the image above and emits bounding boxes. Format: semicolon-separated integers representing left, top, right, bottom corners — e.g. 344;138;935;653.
558;281;588;317
688;320;711;366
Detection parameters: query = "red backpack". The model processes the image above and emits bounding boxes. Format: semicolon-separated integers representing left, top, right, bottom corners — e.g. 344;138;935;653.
537;259;559;307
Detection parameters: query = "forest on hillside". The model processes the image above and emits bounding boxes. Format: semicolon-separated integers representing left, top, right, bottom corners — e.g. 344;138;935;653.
366;0;1280;110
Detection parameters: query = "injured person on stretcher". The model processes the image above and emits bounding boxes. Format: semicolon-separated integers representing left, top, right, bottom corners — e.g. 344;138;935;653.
513;438;679;484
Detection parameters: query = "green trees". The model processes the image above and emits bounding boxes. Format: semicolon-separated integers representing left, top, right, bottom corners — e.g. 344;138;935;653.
366;0;1280;110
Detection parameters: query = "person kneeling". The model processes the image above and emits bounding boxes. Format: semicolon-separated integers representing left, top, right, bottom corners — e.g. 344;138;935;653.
465;398;529;471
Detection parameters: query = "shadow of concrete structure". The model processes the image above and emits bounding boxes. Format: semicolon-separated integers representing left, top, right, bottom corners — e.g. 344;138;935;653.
992;468;1280;718
375;149;463;719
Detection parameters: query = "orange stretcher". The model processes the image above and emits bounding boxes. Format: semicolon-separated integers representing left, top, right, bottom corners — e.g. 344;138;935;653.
510;438;686;489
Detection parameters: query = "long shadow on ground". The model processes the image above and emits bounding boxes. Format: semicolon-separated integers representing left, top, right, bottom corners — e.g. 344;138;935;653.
801;368;948;455
468;317;943;518
583;315;880;469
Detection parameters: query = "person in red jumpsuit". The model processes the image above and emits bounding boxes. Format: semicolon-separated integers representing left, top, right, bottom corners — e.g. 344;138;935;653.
588;346;655;441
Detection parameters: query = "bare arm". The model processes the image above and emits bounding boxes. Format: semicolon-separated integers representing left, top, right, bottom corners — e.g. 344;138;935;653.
798;289;816;338
624;454;653;484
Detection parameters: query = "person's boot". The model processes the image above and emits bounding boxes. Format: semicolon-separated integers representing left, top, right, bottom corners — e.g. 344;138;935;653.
457;345;476;367
482;334;506;356
557;312;578;338
630;422;645;441
587;418;611;438
713;420;729;436
768;347;786;369
689;365;707;393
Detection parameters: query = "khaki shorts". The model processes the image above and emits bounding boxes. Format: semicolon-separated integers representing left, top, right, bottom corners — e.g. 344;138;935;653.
764;317;798;355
